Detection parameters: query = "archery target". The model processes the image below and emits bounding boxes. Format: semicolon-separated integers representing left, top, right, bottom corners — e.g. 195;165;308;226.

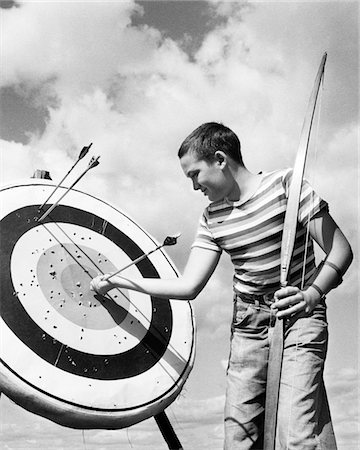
0;180;195;429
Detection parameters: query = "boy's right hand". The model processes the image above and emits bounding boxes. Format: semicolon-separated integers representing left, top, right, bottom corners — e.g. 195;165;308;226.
90;275;113;295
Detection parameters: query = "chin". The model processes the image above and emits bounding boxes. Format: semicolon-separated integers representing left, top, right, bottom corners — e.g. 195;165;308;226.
208;194;221;202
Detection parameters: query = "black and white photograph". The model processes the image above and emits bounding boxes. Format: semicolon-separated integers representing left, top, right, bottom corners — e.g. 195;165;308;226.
0;1;358;449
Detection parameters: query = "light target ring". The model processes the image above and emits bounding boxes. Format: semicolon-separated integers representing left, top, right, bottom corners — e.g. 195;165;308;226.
0;181;195;429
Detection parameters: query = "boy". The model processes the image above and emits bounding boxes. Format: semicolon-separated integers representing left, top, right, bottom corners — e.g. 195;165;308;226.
91;122;353;449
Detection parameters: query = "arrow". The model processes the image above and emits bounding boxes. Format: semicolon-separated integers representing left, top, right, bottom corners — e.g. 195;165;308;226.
37;155;100;222
38;143;93;211
104;233;181;281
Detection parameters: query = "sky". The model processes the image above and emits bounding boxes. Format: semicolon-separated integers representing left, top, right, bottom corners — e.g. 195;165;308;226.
0;0;359;449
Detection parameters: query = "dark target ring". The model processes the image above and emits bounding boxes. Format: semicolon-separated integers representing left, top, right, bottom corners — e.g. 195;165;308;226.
0;204;172;380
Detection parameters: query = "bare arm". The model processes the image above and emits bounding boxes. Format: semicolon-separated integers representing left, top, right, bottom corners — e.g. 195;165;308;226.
273;209;353;318
90;246;221;300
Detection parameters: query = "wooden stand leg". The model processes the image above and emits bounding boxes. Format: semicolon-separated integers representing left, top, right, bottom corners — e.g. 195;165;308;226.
154;411;183;450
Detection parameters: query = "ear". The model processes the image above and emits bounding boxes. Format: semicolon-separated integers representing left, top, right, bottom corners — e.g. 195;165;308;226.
214;151;227;168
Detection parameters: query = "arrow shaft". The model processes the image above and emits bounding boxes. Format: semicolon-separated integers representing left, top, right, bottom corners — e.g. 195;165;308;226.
39;159;81;210
37;165;93;222
104;245;162;280
39;143;92;210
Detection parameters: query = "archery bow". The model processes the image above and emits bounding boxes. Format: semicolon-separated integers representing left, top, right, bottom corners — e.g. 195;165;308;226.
263;52;327;450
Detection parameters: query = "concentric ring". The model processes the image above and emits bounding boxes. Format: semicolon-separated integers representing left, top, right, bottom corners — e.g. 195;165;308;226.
1;204;172;380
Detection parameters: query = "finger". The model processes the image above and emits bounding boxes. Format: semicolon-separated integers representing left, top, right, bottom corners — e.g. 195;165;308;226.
276;301;307;319
100;274;112;282
274;286;300;300
272;293;303;310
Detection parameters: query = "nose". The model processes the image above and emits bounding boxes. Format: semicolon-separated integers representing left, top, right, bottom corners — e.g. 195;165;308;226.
192;179;201;191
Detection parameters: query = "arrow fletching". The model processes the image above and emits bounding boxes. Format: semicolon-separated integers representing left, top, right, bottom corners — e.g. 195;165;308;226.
88;155;100;169
79;142;92;160
163;233;181;246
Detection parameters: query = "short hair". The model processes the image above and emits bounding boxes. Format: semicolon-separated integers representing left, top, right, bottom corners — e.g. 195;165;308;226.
177;122;243;165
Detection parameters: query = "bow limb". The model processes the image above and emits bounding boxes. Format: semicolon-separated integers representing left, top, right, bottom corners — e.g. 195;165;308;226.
280;52;327;287
263;52;327;450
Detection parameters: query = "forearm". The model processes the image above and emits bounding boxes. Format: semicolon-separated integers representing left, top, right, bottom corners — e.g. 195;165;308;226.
273;219;353;318
306;228;353;300
107;274;200;300
91;247;220;301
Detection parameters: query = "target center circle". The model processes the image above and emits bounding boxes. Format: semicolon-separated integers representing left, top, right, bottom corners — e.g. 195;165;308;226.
61;264;101;308
37;243;129;330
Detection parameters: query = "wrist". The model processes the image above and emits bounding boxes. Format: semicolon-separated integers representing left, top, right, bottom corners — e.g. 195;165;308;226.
302;284;325;313
306;283;326;302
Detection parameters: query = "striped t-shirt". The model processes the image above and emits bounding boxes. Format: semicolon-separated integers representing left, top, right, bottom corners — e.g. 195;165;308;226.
192;168;328;295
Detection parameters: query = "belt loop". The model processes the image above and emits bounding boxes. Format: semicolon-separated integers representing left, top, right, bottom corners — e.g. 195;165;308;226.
254;299;260;310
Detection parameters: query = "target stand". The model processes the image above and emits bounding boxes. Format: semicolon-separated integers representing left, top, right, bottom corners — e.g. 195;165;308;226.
0;178;195;449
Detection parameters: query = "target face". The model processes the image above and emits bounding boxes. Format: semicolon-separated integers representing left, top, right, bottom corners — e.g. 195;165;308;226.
0;180;195;429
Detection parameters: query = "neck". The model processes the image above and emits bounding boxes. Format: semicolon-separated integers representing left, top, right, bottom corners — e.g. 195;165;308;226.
226;166;262;202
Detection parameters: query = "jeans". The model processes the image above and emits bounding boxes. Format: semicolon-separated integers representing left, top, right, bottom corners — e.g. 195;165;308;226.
224;295;337;450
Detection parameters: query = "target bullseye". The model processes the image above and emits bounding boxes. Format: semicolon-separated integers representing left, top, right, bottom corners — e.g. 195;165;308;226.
0;180;195;429
36;244;129;330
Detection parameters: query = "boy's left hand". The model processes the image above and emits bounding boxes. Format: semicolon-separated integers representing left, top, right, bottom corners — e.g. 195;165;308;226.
271;286;319;319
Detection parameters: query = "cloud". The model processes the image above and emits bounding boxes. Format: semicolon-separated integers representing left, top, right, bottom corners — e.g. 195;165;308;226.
73;395;225;449
161;395;225;449
325;367;360;448
1;1;141;95
0;139;34;184
193;265;233;335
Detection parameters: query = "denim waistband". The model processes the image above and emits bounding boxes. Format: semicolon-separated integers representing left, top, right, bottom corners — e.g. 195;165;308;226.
234;291;275;306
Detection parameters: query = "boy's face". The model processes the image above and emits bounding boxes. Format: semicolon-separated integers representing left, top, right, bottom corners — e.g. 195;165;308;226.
180;152;229;202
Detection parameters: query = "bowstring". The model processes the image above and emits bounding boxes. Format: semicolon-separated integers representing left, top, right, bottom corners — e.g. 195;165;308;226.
285;77;324;449
301;82;323;291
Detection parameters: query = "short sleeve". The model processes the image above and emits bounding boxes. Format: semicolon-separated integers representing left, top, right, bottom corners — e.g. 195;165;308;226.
298;178;328;226
282;169;328;227
191;211;222;253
